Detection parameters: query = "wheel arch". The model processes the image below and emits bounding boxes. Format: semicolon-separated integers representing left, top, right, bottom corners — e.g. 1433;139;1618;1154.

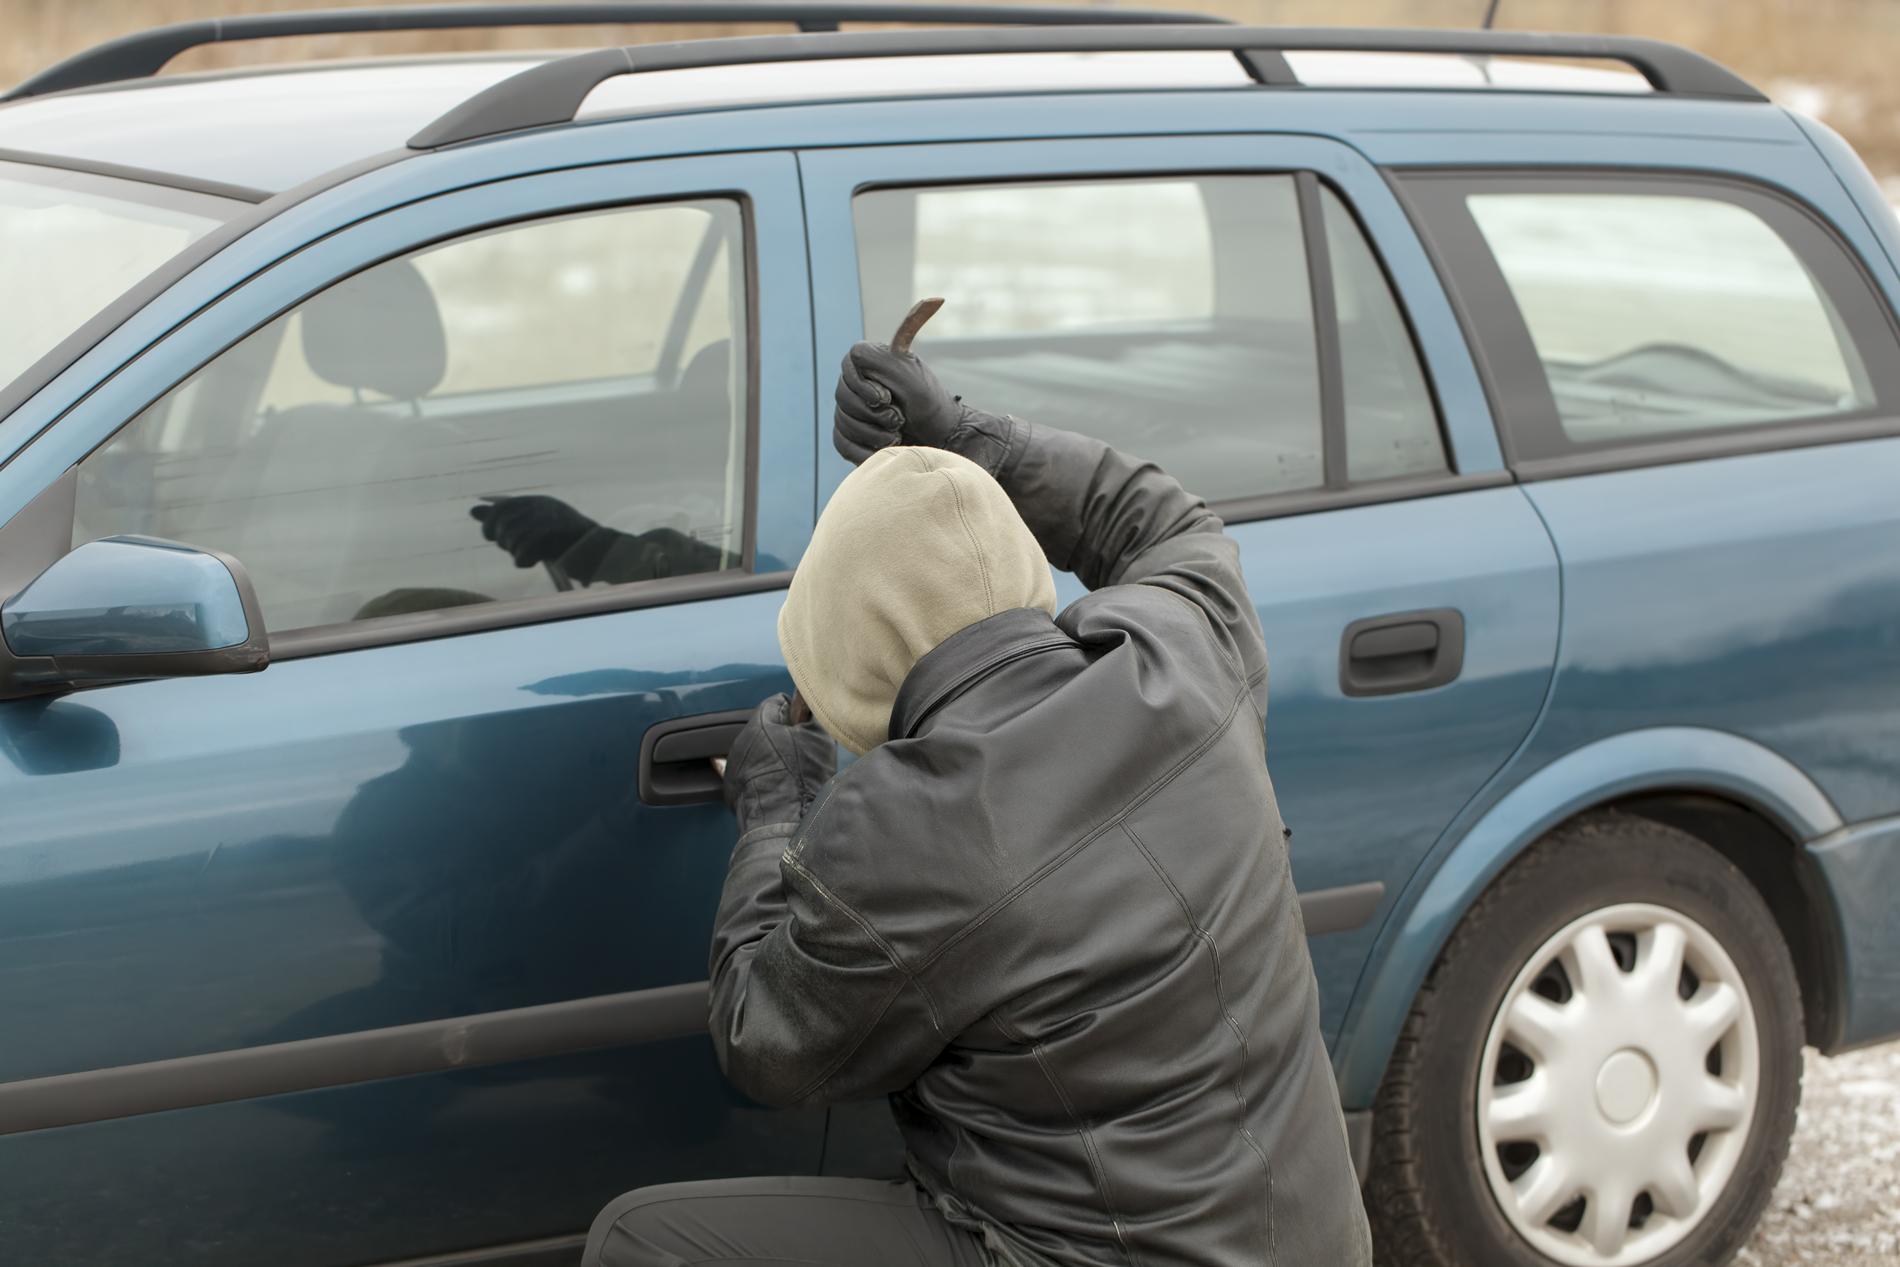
1333;726;1844;1108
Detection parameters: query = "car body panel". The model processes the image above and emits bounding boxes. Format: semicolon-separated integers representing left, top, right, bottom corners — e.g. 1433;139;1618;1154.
1789;109;1900;280
1520;441;1900;828
1806;812;1900;1050
0;598;823;1266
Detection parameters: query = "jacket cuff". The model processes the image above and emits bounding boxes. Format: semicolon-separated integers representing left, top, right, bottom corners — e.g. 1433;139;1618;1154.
947;407;1021;478
557;526;617;585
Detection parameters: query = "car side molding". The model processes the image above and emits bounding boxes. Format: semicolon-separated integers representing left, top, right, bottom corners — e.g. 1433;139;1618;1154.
0;884;1383;1136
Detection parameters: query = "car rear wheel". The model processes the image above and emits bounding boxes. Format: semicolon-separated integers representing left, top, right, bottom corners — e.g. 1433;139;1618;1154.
1365;811;1803;1267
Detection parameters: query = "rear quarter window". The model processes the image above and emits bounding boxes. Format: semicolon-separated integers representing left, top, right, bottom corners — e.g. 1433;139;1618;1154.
1401;172;1900;465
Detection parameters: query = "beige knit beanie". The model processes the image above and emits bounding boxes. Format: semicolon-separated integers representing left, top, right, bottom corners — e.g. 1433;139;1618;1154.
777;446;1058;756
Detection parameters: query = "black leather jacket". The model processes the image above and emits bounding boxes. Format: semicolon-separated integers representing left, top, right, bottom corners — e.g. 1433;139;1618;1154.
709;419;1372;1266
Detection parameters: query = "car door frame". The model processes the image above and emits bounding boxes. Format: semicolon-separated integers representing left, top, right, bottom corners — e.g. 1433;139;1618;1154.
798;133;1506;508
0;150;816;655
796;140;1563;1156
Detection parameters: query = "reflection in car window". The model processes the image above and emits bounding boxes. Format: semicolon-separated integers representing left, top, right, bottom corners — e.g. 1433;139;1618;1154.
853;175;1443;504
74;199;748;634
1467;192;1873;443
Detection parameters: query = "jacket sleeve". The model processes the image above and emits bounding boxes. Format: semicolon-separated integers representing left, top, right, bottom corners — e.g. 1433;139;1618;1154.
706;811;948;1108
954;416;1269;702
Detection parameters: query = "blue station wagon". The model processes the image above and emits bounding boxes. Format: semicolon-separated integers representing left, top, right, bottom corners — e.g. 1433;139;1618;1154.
0;6;1897;1266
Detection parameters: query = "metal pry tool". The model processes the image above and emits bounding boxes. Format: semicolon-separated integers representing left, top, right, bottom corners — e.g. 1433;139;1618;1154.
890;296;945;357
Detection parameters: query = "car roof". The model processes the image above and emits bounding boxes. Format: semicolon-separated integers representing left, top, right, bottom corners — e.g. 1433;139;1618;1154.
0;42;1703;197
0;57;558;195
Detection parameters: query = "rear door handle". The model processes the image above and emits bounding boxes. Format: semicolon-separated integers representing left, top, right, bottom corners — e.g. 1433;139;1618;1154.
1340;608;1465;697
638;709;753;806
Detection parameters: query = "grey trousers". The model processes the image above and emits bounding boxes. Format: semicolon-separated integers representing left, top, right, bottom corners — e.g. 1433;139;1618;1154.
583;1176;991;1267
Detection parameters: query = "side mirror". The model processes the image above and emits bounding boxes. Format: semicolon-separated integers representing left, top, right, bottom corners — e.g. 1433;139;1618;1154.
0;536;268;697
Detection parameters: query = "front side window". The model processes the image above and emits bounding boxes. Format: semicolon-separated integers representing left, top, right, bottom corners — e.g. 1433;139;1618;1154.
853;174;1444;507
75;199;748;634
1460;186;1882;447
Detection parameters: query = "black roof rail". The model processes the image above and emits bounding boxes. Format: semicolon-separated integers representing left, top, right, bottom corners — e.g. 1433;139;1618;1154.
2;3;1227;102
408;24;1766;149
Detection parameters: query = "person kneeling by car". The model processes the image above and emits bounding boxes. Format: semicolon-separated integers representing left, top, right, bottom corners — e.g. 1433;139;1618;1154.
582;341;1372;1267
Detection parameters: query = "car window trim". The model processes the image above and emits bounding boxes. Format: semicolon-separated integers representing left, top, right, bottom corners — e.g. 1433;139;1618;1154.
1393;165;1900;474
270;567;792;661
1212;467;1512;526
848;165;1457;519
1295;171;1350;492
1313;176;1460;483
54;187;769;658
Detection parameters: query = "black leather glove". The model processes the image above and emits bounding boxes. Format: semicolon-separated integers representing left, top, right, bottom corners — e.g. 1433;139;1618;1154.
562;525;728;587
832;342;1019;477
834;340;964;461
721;693;837;829
469;496;597;568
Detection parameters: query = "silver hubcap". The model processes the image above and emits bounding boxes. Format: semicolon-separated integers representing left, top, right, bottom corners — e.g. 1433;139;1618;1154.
1477;903;1760;1266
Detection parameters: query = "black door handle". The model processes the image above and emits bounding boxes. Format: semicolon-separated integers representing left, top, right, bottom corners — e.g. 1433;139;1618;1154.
638;709;753;806
1340;608;1465;697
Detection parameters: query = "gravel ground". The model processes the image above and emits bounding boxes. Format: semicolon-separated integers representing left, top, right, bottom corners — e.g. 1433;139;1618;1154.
1738;1041;1900;1265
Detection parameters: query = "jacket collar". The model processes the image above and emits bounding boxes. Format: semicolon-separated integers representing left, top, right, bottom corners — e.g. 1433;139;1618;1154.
888;606;1071;743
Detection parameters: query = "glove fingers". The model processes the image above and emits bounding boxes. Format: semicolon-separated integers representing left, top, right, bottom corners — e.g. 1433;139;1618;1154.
834;406;895;460
836;351;902;463
841;345;894;409
833;424;878;465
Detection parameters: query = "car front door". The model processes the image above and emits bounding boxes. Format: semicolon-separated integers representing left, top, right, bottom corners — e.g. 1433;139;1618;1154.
800;134;1560;1155
0;152;820;1267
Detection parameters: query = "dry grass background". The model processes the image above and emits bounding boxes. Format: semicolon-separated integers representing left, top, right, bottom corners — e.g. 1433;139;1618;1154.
3;0;1899;186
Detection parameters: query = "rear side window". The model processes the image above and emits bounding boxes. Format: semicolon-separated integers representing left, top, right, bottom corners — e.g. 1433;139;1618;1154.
74;199;749;635
1404;173;1900;462
852;174;1444;508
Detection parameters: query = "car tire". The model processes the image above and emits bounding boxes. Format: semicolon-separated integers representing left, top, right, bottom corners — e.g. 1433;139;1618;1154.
1365;811;1803;1267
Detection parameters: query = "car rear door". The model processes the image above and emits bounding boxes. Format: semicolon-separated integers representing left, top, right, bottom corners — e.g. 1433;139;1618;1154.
800;134;1560;1148
0;152;821;1267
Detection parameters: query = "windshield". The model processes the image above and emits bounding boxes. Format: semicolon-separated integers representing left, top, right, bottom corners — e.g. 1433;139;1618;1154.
0;160;241;395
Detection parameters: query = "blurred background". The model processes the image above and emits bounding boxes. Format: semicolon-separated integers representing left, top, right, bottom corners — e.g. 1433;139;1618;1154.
6;0;1900;199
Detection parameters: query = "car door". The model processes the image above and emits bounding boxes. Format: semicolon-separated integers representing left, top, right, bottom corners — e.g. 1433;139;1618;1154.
800;134;1559;1151
0;153;821;1267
